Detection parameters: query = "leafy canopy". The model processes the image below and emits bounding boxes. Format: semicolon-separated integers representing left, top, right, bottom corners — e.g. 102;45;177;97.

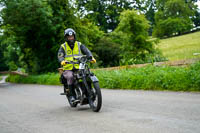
153;0;195;37
0;0;103;73
114;9;157;65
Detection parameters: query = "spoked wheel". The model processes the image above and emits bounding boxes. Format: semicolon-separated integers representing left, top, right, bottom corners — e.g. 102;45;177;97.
64;87;77;108
89;82;102;112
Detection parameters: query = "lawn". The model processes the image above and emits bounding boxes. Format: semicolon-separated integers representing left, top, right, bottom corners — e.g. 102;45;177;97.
158;31;200;61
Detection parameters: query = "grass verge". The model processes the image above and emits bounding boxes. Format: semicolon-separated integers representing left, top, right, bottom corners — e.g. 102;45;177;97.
7;61;200;91
7;73;61;85
94;62;200;91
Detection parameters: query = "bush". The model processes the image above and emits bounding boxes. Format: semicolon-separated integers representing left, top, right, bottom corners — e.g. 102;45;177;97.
93;62;200;91
114;9;158;65
94;35;121;67
7;62;200;91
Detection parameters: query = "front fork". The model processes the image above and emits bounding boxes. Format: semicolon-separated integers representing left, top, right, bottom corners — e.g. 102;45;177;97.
81;71;93;101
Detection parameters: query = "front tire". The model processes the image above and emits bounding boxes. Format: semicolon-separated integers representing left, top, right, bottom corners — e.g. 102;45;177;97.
89;82;102;112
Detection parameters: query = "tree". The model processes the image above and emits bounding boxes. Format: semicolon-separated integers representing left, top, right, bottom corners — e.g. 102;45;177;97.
0;0;103;73
75;0;132;32
1;0;60;73
153;0;195;37
190;0;200;27
192;10;200;27
0;25;24;71
74;18;104;51
0;35;9;71
114;9;156;65
143;0;156;35
94;34;121;67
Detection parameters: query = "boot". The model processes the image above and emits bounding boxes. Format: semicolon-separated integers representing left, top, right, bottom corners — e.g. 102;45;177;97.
60;84;69;95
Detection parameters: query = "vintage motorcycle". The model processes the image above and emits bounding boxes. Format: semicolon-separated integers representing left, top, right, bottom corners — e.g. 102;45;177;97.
59;55;102;112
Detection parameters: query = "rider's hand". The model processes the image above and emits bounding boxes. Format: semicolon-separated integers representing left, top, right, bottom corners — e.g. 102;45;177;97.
90;57;96;64
61;60;66;66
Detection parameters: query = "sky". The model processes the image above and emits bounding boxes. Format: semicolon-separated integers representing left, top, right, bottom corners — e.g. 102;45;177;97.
197;1;200;9
0;1;200;18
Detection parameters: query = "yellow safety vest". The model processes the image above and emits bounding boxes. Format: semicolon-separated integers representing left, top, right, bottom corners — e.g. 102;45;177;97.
61;41;82;70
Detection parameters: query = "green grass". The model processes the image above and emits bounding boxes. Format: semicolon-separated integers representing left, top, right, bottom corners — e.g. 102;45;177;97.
158;31;200;61
0;76;2;81
7;62;200;91
7;73;61;85
94;62;200;91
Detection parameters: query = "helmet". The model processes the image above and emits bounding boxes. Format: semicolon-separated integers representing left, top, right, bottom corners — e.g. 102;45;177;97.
64;28;76;45
64;28;76;39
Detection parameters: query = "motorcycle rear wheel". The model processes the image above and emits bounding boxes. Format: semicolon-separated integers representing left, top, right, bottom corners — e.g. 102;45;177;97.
89;82;102;112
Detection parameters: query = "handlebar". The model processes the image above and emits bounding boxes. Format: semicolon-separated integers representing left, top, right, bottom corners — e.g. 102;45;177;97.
74;55;92;60
65;55;92;64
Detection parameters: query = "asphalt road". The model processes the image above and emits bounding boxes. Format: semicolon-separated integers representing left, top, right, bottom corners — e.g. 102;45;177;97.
0;82;200;133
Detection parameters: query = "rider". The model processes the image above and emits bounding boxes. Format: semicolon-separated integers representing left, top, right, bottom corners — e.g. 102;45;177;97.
57;28;96;103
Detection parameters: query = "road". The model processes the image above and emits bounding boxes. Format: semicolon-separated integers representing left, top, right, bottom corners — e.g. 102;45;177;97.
0;76;7;84
0;82;200;133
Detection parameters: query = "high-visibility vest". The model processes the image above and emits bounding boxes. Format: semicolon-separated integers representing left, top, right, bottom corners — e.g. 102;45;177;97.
61;41;82;70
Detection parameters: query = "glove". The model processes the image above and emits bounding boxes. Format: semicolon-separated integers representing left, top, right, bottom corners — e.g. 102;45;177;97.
90;57;96;64
61;60;66;66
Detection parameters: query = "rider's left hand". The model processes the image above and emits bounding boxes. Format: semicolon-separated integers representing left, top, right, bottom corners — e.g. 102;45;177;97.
90;57;96;64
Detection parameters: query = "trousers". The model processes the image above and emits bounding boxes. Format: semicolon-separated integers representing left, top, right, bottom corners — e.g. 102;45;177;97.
62;70;74;85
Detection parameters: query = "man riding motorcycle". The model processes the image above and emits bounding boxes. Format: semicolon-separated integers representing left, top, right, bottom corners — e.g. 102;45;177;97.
57;28;96;103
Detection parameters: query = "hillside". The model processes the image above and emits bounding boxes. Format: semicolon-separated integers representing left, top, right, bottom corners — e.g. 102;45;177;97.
158;31;200;61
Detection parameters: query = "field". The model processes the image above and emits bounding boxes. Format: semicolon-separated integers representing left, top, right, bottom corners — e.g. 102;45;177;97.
158;31;200;61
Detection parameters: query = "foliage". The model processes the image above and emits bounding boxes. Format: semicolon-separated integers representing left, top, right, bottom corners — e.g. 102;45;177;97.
0;35;8;71
144;0;156;35
1;0;199;73
75;18;104;51
153;0;195;38
94;34;121;67
0;0;103;73
0;25;25;71
114;9;158;65
192;10;200;27
0;50;7;71
76;0;133;32
94;62;200;91
7;61;200;91
1;0;60;73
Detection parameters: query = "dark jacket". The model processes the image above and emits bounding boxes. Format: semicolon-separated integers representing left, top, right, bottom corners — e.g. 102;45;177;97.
57;42;93;63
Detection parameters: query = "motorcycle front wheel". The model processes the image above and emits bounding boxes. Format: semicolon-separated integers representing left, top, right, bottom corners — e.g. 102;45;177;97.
89;82;102;112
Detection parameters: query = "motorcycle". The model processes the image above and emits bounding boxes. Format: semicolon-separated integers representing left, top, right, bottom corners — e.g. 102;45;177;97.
59;55;102;112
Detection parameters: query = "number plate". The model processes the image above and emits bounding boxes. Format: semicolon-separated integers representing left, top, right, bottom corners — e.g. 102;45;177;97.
79;63;85;69
90;76;99;82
